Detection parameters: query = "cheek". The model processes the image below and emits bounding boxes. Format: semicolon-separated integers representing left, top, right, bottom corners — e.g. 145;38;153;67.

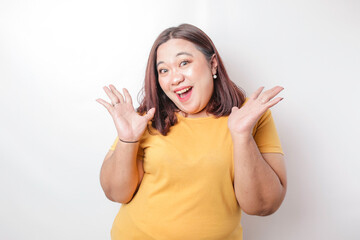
158;78;176;100
158;78;169;92
193;63;212;80
198;68;214;89
204;81;214;99
182;67;194;77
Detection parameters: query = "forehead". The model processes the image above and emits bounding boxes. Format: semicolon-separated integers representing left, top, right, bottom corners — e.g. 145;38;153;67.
157;39;201;60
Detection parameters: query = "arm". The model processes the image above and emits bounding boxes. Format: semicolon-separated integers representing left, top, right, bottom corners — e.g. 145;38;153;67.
96;85;154;204
100;141;144;204
232;135;287;215
228;86;286;216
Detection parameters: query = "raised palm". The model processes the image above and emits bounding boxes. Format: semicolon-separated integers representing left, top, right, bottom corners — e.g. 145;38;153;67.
228;86;284;137
96;84;155;141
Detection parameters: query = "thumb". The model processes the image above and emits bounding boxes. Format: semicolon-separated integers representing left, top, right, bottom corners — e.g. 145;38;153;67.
144;107;156;121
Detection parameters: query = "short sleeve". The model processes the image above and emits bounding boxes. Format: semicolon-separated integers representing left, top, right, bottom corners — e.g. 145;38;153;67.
252;109;284;154
109;137;145;160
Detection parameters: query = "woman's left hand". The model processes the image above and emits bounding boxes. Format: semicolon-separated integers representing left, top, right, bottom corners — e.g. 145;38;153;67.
228;86;284;138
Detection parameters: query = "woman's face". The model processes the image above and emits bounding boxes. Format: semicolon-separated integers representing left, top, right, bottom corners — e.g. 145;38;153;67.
156;38;217;118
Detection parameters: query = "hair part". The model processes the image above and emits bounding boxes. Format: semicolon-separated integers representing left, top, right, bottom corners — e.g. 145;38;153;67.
137;23;246;135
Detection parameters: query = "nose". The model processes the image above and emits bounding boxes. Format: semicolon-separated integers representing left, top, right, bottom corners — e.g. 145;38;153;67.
171;71;184;85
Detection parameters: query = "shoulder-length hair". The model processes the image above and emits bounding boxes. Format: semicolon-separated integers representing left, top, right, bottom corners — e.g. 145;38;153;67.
137;23;245;135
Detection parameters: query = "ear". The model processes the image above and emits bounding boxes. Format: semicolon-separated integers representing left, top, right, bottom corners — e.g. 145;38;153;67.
210;54;218;75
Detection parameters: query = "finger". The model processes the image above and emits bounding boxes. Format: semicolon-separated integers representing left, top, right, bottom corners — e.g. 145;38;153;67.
103;86;120;105
109;84;125;103
96;98;113;113
250;86;265;100
266;86;284;98
266;97;283;108
258;86;284;104
231;106;238;113
122;88;133;105
144;108;156;121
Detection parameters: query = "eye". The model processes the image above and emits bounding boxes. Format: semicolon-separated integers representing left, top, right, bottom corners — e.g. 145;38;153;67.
158;69;168;74
180;60;189;67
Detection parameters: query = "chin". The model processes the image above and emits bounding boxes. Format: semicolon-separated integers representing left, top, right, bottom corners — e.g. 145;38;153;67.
182;108;206;116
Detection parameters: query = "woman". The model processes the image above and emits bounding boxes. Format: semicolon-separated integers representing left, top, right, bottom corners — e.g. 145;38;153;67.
96;23;287;240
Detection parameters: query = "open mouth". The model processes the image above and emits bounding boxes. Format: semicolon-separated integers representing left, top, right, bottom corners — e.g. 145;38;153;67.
175;87;193;102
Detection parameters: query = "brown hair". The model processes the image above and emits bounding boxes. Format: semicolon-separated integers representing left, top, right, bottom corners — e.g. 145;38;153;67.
137;23;246;135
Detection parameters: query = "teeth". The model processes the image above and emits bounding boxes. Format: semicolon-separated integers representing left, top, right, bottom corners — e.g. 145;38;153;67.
175;87;191;94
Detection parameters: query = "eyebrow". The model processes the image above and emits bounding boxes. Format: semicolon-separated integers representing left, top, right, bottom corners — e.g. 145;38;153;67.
156;52;194;68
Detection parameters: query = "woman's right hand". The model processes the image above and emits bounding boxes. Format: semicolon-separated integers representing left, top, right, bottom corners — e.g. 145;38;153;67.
96;84;155;142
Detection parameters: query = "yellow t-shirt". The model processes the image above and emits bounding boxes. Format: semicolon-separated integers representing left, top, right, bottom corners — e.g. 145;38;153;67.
109;109;283;240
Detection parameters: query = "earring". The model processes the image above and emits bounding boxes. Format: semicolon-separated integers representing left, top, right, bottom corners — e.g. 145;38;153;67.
213;74;217;79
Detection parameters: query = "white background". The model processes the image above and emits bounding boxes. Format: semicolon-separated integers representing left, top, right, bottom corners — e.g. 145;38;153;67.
1;0;359;239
